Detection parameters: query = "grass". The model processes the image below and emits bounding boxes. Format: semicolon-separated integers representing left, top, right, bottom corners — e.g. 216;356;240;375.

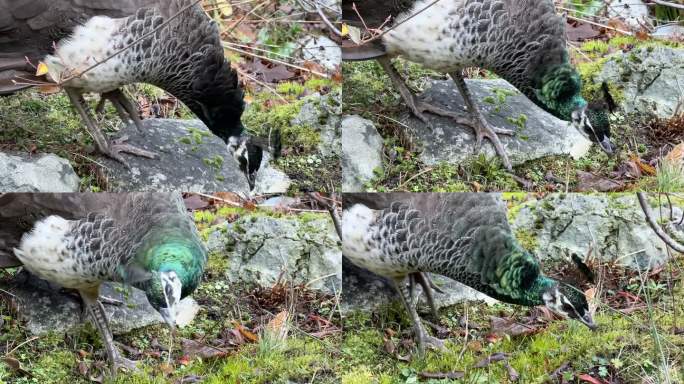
0;206;341;384
338;261;684;384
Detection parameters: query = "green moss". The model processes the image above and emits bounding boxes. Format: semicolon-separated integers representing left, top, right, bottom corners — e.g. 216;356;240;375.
514;228;538;251
580;40;609;57
340;277;684;383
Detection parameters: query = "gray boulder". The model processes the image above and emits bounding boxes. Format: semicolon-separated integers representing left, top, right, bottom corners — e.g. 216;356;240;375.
511;194;671;270
298;35;341;72
342;115;384;192
408;79;592;166
292;90;342;159
0;272;197;335
206;214;341;295
102;119;287;193
0;152;80;192
598;46;684;118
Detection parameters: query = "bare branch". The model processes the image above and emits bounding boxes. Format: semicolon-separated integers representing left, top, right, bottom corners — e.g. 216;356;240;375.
637;192;684;253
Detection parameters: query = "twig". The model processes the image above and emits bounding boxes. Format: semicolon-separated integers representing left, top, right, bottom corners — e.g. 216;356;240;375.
399;167;435;189
5;336;39;356
235;66;289;103
226;0;270;34
316;1;342;36
222;43;329;78
651;0;684;10
194;192;244;207
637;192;684;253
308;192;342;239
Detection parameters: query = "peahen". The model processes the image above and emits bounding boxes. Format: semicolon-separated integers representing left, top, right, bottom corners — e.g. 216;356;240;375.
0;0;277;189
342;193;596;355
0;192;206;373
342;0;616;170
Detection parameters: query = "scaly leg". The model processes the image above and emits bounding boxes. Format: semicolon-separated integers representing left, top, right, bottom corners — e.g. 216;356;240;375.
448;71;513;170
80;290;138;375
101;89;145;135
412;272;440;320
64;88;157;165
392;277;445;357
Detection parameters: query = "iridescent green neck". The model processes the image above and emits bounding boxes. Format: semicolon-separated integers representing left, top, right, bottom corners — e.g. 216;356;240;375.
534;63;586;121
517;275;556;306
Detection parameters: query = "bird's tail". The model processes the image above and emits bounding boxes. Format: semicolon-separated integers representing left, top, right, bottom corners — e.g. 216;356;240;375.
1;253;23;268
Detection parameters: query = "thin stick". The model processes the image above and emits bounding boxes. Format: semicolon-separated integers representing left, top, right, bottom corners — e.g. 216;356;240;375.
235;67;289;103
222;43;329;78
637;192;684;253
194;192;244;207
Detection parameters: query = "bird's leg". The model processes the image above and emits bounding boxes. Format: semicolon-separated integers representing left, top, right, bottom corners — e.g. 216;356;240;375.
101;89;145;135
64;88;157;165
448;71;513;170
392;277;445;357
413;272;440;320
80;290;138;375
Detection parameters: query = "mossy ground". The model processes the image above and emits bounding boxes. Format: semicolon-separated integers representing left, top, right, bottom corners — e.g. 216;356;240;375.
343;36;683;193
340;287;684;384
0;206;341;384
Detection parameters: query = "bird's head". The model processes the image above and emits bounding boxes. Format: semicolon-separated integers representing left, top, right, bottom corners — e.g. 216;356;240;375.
228;136;264;190
570;103;615;155
542;282;596;330
145;270;182;329
537;65;616;154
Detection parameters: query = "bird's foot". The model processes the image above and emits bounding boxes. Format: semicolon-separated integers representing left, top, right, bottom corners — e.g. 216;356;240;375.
110;355;139;374
424;334;446;352
415;330;447;357
103;136;158;165
466;115;513;171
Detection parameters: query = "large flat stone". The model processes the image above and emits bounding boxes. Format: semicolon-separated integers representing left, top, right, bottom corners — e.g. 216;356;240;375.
102;119;256;193
407;79;592;166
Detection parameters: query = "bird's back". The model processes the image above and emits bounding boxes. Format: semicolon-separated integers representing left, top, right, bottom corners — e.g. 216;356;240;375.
342;194;543;303
344;0;566;101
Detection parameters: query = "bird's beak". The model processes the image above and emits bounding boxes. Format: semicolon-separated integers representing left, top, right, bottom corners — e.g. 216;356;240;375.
599;136;616;155
579;312;598;331
159;307;177;330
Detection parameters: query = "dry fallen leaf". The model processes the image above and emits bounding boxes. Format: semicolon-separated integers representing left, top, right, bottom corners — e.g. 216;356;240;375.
341;23;350;37
265;310;289;342
418;371;465;380
347;25;362;45
490;316;539;336
35;62;49;76
578;373;606;384
234;322;259;342
181;338;228;360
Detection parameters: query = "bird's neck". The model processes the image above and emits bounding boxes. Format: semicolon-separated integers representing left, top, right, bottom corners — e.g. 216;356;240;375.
180;73;246;144
532;63;587;121
136;233;205;297
419;225;553;306
514;275;556;306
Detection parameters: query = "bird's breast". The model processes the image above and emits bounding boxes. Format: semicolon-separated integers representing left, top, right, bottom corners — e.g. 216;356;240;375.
44;16;134;93
342;205;414;278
